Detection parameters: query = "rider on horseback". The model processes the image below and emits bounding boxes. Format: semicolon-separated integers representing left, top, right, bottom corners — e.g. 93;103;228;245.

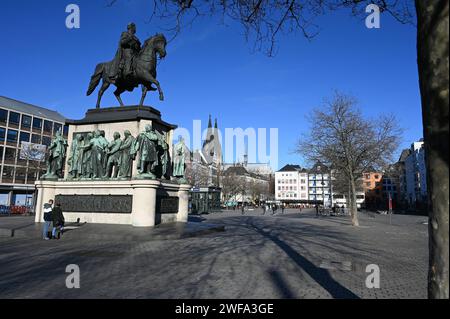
109;22;141;82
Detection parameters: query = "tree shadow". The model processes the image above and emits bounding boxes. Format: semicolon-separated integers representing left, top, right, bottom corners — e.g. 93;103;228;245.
248;220;360;299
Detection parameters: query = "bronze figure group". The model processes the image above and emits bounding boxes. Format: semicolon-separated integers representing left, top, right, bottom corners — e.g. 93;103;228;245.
44;126;185;182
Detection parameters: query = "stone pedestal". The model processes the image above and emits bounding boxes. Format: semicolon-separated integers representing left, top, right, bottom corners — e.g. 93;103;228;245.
35;180;190;227
35;106;191;228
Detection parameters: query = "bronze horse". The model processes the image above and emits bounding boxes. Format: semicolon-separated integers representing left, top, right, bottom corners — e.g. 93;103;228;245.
87;34;167;108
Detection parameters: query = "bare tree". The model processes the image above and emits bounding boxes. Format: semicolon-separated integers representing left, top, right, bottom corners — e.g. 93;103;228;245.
296;92;402;226
185;160;210;186
331;168;364;207
108;0;448;299
220;172;241;206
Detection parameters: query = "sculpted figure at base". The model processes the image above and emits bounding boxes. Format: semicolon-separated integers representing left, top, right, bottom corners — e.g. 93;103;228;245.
173;136;187;183
67;134;84;179
79;130;107;178
99;130;109;172
118;130;136;178
42;131;68;180
104;132;122;178
158;132;170;179
79;132;93;178
131;124;159;179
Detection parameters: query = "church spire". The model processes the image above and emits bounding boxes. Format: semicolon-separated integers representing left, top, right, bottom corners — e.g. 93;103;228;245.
214;118;218;129
208;114;212;128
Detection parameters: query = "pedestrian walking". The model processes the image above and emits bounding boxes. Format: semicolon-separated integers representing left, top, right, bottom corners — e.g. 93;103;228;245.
51;202;65;239
315;204;319;217
281;204;285;214
42;200;53;240
262;204;266;215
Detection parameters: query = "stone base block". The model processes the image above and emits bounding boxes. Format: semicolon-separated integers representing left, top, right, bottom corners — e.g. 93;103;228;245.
34;180;190;227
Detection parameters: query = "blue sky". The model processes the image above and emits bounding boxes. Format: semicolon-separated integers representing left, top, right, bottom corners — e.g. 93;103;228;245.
0;0;422;170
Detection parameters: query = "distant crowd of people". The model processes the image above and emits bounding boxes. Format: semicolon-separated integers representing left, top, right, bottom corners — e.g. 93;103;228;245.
42;199;65;240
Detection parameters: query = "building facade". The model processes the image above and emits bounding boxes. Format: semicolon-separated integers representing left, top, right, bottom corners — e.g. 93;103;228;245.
404;139;427;209
308;162;332;206
362;171;383;209
0;96;67;208
274;164;309;203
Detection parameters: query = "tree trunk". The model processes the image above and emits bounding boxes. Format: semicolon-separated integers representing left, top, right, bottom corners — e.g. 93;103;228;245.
416;0;449;299
349;177;359;226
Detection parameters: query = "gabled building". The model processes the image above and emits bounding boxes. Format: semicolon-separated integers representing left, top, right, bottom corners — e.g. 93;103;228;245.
275;164;309;203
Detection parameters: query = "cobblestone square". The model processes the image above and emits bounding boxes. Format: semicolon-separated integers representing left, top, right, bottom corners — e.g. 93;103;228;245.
0;209;428;299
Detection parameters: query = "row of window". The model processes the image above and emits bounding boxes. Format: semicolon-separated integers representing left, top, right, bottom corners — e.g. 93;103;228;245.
0;146;44;166
277;193;308;199
277;179;307;184
278;173;307;177
0;165;41;184
277;186;307;191
0;128;53;146
0;108;67;135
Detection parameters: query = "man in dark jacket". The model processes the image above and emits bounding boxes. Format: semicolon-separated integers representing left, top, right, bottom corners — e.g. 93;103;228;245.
51;203;65;239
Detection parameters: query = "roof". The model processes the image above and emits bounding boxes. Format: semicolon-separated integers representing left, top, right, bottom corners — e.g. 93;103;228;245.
398;149;411;163
224;166;249;176
0;96;66;123
309;161;330;174
277;164;302;172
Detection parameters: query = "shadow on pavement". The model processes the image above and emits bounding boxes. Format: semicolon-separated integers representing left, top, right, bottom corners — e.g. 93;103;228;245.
248;220;360;299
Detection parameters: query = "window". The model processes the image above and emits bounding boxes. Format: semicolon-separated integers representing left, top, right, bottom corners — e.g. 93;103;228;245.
43;120;53;134
21;115;32;129
4;148;16;164
19;132;30;143
365;174;370;179
0;146;3;159
366;182;371;187
31;134;41;144
42;136;51;146
0;127;5;142
6;129;18;144
0;109;8;125
27;169;37;184
15;167;26;184
8;112;20;126
2;166;15;183
53;122;62;135
33;117;42;131
375;174;380;179
63;125;69;137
